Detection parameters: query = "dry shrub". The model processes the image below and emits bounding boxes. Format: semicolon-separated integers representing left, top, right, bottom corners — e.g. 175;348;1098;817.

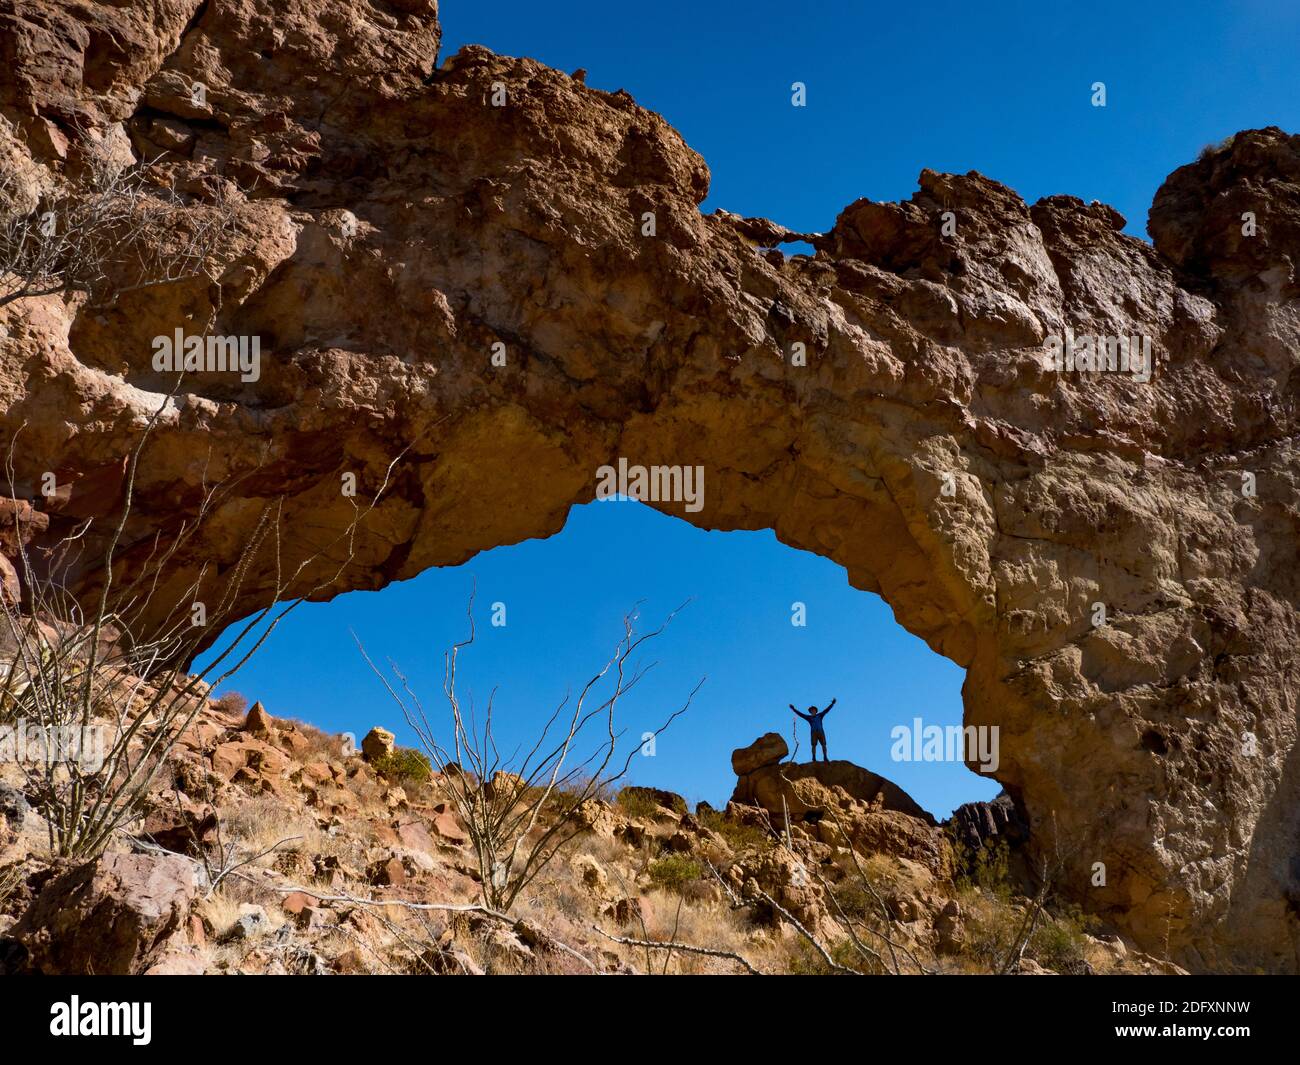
214;690;249;716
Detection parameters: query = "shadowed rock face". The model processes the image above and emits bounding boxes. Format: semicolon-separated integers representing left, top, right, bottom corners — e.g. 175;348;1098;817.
1;1;1298;971
733;757;936;827
11;852;202;974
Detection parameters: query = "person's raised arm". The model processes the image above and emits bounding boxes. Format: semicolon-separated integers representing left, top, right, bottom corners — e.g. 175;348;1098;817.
790;704;811;721
823;698;837;715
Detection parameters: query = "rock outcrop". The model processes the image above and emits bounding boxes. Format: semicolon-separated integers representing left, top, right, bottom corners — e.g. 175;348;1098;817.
0;683;1204;975
731;749;934;826
8;852;202;974
949;792;1030;854
2;1;1299;971
361;727;395;763
731;732;788;776
729;736;949;876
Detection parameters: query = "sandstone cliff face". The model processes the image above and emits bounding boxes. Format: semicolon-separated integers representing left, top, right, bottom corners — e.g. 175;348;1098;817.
1;1;1298;971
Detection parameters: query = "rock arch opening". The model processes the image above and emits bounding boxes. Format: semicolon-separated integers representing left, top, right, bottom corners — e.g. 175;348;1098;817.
200;498;1004;821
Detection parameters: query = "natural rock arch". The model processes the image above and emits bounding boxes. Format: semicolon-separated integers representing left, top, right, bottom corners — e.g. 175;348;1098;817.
1;1;1298;971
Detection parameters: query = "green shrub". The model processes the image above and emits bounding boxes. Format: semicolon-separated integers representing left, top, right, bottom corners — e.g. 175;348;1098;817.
553;773;615;804
959;889;1097;974
371;746;433;785
617;789;662;820
1029;905;1095;974
698;808;770;852
783;936;866;975
954;838;1011;901
617;787;687;818
648;854;702;893
829;878;876;921
960;894;1020;970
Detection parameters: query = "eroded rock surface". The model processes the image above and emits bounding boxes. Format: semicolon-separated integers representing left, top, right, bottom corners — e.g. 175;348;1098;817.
731;749;935;826
1;1;1299;970
731;731;788;776
10;852;202;974
949;792;1030;854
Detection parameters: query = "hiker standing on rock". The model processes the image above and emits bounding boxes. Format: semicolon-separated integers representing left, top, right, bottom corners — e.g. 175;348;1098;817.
790;698;836;762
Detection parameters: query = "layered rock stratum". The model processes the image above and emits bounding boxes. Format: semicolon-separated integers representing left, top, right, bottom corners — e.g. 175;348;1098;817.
1;0;1298;971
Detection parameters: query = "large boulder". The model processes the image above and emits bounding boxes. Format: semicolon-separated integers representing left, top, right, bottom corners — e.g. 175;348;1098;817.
210;736;291;782
11;853;202;974
732;758;935;826
430;805;468;846
361;727;396;763
141;795;218;855
243;700;274;735
0;783;30;828
728;739;952;875
731;732;788;776
816;808;952;877
483;770;526;803
735;846;828;936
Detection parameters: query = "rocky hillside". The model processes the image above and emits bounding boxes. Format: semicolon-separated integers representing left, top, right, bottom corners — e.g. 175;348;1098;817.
0;688;1179;975
1;0;1298;970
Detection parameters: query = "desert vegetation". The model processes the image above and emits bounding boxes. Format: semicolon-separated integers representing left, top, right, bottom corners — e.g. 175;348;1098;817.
0;653;1171;974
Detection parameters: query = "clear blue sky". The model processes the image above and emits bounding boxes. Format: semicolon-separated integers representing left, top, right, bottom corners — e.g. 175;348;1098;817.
207;502;991;816
205;1;1295;818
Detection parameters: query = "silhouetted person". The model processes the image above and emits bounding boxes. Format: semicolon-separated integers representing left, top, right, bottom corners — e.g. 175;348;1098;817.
790;698;836;762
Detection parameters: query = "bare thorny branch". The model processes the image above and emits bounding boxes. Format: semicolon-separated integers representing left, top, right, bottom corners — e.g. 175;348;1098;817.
0;393;408;858
997;810;1076;975
355;591;703;914
0;142;234;309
